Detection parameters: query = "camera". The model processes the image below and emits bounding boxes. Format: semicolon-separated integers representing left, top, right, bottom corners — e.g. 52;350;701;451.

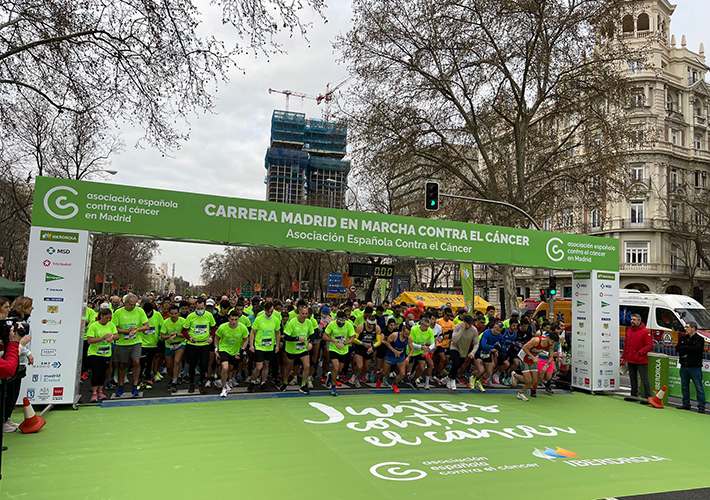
1;318;29;340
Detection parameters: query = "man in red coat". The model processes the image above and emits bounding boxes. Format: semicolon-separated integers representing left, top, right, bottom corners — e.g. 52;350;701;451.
622;314;653;400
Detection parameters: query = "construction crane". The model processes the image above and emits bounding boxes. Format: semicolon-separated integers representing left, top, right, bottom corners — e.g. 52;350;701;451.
268;88;319;111
269;76;353;120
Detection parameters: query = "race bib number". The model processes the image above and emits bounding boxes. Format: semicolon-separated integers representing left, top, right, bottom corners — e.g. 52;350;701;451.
295;341;306;351
146;327;156;336
125;332;137;341
261;337;273;348
195;325;208;335
481;352;491;359
169;342;182;351
335;335;345;343
97;344;111;355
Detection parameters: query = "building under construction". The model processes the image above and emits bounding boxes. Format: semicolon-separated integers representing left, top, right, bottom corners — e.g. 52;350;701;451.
265;110;349;208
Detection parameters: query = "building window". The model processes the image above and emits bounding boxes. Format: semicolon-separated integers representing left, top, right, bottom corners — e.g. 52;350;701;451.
670;168;679;190
671;129;678;145
630;201;645;226
694;170;707;188
630;89;645;107
591;209;601;230
671;204;679;224
561;210;574;229
631;163;645;182
627;60;643;74
671;245;679;270
695;135;702;150
543;217;551;231
637;13;649;31
625;242;649;264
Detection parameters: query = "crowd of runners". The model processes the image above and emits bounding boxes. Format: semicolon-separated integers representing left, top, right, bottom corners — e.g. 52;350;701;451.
81;294;567;402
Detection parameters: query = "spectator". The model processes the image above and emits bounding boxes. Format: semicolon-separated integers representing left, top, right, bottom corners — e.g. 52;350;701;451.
676;322;706;414
0;297;22;438
622;313;653;402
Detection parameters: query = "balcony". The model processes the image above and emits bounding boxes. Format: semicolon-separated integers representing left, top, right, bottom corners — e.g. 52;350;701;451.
695;115;707;127
620;218;655;229
620;263;660;272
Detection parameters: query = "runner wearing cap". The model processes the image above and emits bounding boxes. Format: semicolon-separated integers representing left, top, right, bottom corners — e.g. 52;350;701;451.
447;315;479;391
351;307;381;387
405;301;425;321
376;321;412;393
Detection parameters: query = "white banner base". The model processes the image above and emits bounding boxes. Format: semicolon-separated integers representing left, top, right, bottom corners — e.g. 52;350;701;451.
20;227;92;405
571;270;620;393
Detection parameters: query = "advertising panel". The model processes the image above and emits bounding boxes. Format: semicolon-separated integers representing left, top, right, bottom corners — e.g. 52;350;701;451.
20;226;92;405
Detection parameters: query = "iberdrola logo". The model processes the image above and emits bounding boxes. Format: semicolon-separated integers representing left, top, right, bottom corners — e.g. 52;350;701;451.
532;446;579;461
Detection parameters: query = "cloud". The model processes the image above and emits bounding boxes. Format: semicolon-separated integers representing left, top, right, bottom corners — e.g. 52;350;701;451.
109;0;352;284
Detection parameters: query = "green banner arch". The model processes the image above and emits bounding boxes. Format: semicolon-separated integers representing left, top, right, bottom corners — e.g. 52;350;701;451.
32;177;618;271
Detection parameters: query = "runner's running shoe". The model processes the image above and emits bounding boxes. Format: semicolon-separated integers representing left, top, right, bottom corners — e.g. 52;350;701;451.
331;387;338;397
220;388;228;399
517;392;529;402
392;384;400;394
115;387;125;397
131;386;140;397
475;379;485;392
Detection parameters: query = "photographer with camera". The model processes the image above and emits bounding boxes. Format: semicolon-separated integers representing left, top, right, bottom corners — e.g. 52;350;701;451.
0;297;23;447
3;297;33;432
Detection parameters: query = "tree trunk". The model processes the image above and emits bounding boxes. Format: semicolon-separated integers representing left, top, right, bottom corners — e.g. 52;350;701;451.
500;266;518;320
364;277;377;303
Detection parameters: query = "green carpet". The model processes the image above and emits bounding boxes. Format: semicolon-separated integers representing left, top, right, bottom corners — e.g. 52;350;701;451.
0;392;707;499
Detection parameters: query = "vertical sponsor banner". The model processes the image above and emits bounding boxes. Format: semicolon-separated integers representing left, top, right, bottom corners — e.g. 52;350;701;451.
668;358;710;398
460;264;474;311
590;271;619;393
20;226;91;405
572;272;593;390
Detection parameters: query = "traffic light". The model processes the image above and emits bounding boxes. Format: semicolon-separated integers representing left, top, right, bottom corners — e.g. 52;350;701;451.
425;181;440;211
540;288;547;301
548;276;557;296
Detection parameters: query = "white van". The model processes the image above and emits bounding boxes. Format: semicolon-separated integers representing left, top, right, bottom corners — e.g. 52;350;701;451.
619;290;710;350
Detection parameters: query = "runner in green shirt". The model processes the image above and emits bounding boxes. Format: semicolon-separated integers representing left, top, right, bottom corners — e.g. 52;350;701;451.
281;306;315;395
215;310;250;398
140;300;163;389
323;310;356;397
111;294;149;397
182;297;216;394
407;315;436;390
248;300;281;393
86;308;118;402
161;305;186;393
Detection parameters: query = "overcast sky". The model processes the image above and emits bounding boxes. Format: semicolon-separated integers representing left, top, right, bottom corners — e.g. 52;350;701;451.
107;0;710;285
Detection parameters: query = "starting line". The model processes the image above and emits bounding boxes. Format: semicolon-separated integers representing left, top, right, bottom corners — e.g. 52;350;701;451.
2;391;708;500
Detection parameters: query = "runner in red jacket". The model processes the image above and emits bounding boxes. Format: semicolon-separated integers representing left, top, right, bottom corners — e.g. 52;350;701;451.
622;315;653;400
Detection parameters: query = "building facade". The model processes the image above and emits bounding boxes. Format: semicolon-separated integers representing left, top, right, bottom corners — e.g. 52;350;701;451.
265;110;349;208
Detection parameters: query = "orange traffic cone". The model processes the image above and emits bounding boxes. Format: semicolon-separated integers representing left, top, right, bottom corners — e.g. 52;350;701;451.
19;398;46;433
648;386;667;409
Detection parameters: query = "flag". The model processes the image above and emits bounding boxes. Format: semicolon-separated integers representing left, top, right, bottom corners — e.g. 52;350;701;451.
460;264;474;312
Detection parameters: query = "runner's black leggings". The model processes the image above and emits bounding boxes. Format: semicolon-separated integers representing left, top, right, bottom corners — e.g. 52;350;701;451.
89;356;111;387
185;344;210;384
140;347;159;379
448;350;464;380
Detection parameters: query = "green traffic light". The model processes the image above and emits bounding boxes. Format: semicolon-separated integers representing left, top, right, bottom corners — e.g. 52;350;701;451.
430;201;436;206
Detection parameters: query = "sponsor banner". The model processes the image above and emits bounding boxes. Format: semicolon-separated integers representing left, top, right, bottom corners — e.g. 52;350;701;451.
32;176;619;271
572;271;619;391
590;271;619;391
20;226;92;405
667;357;710;399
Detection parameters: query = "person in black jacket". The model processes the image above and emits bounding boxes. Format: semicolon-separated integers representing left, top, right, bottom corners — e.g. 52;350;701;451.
676;322;706;414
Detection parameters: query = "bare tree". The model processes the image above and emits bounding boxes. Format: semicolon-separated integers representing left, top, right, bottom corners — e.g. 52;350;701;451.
1;0;325;152
338;0;648;315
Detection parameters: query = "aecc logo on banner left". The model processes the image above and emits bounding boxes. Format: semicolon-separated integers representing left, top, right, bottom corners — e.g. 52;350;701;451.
43;186;79;220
